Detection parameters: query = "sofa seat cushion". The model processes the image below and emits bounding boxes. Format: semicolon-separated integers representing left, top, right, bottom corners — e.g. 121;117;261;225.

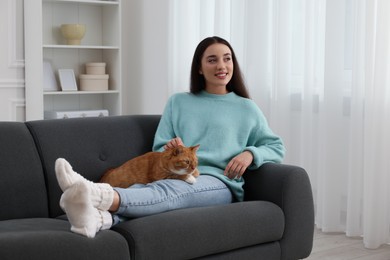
112;201;284;260
0;218;130;260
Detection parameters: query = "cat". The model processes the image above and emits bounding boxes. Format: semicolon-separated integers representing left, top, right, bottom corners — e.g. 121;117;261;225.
99;145;200;188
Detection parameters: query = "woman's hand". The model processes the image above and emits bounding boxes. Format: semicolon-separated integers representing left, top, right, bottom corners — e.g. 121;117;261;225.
164;137;184;150
224;151;254;179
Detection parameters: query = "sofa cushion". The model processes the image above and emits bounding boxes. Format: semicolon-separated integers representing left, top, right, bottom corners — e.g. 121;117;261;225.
112;201;284;260
26;115;161;217
0;218;130;260
0;123;48;220
197;242;281;259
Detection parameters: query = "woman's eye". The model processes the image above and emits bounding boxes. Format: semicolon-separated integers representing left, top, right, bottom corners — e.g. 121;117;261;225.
208;58;216;63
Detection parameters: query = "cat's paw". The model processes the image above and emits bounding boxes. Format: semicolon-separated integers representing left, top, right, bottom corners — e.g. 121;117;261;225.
185;175;197;184
192;169;200;177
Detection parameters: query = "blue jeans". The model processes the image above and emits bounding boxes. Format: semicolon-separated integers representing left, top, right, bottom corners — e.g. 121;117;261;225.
112;175;232;224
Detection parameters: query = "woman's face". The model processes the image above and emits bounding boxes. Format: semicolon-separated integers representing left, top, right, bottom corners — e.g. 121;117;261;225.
200;43;233;94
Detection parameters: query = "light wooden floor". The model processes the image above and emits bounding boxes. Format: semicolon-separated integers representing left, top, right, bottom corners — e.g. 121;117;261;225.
306;228;390;260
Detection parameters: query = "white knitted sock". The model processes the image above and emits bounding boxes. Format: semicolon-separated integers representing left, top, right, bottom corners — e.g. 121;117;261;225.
60;181;113;238
55;158;86;191
55;158;114;211
99;210;113;230
90;182;115;211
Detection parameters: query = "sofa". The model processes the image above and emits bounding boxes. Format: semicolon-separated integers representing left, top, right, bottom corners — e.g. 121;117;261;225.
0;115;314;260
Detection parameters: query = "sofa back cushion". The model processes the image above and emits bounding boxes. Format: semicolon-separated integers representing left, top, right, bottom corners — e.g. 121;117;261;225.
0;123;49;220
26;115;161;217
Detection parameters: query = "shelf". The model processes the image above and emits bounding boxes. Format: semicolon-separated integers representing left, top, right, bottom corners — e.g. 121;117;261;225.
43;0;119;6
25;0;122;120
44;90;120;95
43;44;119;49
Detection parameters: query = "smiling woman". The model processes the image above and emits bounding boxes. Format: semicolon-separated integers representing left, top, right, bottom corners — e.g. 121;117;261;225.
154;35;285;196
167;0;390;251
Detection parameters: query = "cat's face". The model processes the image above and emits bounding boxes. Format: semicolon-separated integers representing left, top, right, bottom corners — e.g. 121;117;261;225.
165;145;200;175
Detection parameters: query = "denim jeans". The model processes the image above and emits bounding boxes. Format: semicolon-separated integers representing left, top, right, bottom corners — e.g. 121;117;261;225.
112;175;232;224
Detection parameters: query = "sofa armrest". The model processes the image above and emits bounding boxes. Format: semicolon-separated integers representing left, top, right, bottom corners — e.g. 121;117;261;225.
243;163;314;260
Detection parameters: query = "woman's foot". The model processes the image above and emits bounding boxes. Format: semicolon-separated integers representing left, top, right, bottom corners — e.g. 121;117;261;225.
55;158;85;191
60;181;112;238
55;158;114;211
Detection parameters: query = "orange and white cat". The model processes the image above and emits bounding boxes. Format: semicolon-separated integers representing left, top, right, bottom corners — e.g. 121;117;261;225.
99;145;200;188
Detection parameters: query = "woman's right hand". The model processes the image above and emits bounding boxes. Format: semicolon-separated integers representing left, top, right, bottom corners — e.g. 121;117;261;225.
164;137;184;150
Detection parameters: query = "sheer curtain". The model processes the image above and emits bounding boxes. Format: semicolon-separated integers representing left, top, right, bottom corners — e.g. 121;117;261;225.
168;0;390;249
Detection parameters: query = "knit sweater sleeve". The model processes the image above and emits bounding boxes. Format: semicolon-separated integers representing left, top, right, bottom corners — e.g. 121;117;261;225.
244;107;286;169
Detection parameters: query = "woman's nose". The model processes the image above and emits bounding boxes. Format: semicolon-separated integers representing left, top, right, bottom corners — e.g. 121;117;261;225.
216;59;225;69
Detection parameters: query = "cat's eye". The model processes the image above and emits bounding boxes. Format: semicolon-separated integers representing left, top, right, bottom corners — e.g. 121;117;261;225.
185;160;190;164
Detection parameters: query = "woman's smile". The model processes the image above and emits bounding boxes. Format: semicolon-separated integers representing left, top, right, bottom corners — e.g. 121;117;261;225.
215;72;228;79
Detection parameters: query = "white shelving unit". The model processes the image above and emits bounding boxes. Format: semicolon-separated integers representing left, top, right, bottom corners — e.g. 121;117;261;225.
24;0;122;120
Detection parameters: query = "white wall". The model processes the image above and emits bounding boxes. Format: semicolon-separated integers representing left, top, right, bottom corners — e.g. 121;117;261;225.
0;0;25;121
122;0;171;115
0;0;171;122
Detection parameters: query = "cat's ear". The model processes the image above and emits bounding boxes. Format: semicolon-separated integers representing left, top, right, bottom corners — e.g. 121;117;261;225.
172;147;183;156
191;144;200;152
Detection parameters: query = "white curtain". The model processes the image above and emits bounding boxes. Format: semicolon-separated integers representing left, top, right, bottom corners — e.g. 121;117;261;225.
168;0;390;249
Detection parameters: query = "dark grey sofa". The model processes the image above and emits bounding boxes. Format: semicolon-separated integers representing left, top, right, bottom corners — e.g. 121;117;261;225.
0;115;314;260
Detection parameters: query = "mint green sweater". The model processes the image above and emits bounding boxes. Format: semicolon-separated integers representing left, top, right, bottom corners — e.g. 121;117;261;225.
153;91;285;201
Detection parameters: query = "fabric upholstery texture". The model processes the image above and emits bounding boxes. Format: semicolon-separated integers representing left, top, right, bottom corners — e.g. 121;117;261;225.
197;242;281;259
112;201;284;259
244;163;315;259
0;123;48;220
0;218;129;260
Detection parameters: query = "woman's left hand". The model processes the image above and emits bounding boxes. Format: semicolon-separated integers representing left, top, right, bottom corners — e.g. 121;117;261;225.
164;137;184;150
224;151;254;179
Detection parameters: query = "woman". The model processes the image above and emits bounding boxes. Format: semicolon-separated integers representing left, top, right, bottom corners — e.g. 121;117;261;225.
55;36;285;238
